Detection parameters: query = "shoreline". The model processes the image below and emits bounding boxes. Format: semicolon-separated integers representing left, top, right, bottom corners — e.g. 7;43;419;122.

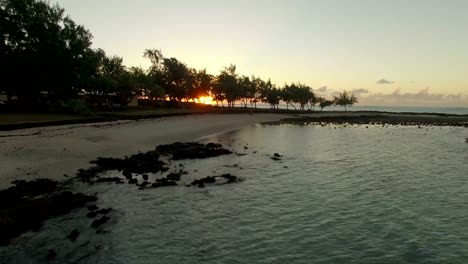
1;108;467;132
1;111;468;189
0;113;288;189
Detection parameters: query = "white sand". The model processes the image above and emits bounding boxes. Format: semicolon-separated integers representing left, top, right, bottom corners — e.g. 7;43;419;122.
0;113;288;188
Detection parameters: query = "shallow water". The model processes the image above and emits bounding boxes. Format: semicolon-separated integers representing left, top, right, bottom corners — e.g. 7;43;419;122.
2;124;468;263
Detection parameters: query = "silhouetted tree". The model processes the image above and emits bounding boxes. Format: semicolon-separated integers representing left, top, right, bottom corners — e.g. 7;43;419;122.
193;69;213;101
161;57;190;101
282;84;295;110
307;91;318;111
1;0;96;107
216;64;238;107
319;97;334;111
333;90;358;111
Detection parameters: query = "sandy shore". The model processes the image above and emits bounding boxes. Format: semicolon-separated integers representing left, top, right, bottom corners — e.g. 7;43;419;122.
0;113;288;188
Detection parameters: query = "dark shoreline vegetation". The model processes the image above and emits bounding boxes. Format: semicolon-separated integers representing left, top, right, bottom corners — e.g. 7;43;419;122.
0;142;244;247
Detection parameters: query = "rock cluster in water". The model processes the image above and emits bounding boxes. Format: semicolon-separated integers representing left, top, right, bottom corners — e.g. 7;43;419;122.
271;153;283;161
0;142;238;246
76;142;233;185
263;115;468;128
0;179;97;245
190;174;242;188
156;142;233;160
76;149;168;183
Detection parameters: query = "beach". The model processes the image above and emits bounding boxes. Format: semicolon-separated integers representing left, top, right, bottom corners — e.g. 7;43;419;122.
2;111;468;262
2;111;468;189
0;113;288;189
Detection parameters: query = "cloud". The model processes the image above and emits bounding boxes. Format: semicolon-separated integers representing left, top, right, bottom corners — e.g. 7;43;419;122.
358;87;468;107
376;79;395;84
317;86;328;92
352;88;369;95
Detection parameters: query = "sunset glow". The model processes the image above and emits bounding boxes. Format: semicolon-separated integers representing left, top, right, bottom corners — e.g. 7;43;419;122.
196;96;214;105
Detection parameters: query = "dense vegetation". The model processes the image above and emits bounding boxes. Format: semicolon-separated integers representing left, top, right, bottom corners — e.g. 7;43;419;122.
0;0;358;113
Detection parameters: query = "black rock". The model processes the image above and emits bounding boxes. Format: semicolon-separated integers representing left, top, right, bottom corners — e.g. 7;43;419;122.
91;216;110;229
128;179;138;184
142;174;149;181
95;177;122;183
140;181;150;188
156;142;233;160
122;169;132;179
96;228;109;234
167;173;181;181
87;211;98;218
46;249;57;260
87;204;99;211
190;174;242;188
273;153;283;157
96;208;112;215
81;150;167;182
67;229;80;241
152;178;178;188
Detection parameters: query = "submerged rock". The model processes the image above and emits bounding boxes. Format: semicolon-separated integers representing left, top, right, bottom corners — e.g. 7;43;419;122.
152;177;178;188
156;142;233;160
96;208;112;215
166;172;181;181
190;174;242;187
91;216;110;229
95;177;123;184
46;249;57;260
87;204;99;211
122;169;132;179
128;179;138;184
67;229;80;242
87;211;98;218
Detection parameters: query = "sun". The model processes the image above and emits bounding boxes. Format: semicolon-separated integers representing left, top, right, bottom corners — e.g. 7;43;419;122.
196;96;214;105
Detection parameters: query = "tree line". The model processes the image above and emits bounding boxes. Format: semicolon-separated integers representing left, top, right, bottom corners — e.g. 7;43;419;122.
0;0;358;112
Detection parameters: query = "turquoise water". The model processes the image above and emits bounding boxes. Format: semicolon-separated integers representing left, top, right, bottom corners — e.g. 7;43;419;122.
2;124;468;263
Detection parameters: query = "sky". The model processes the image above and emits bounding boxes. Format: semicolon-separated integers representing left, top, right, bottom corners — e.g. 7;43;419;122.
54;0;468;106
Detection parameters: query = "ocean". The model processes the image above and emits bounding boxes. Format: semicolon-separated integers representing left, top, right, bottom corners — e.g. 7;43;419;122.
254;104;468;115
2;123;468;263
